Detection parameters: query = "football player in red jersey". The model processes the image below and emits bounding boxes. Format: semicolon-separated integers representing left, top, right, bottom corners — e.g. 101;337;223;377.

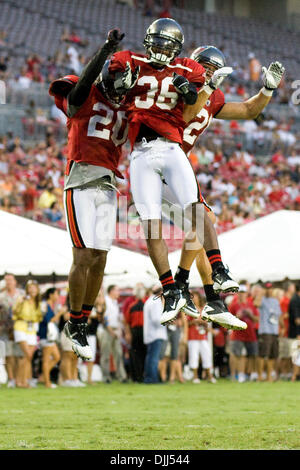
163;46;285;329
48;29;127;360
109;18;233;326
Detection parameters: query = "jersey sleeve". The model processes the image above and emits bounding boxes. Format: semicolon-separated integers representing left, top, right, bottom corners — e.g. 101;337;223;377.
49;76;79;116
212;89;225;117
109;50;132;73
54;96;68;116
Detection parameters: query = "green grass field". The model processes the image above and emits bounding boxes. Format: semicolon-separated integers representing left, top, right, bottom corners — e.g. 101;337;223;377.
0;380;299;450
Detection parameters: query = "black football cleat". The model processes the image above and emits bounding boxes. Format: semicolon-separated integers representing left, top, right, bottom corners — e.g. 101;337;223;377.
212;266;239;293
64;321;92;360
160;288;186;325
201;299;247;330
176;281;200;319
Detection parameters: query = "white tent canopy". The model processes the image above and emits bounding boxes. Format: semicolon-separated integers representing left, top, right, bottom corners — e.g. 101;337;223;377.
1;209;299;287
169;210;300;286
0;211;155;287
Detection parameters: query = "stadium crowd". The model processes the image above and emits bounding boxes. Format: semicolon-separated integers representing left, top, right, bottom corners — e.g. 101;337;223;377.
0;28;294;105
0;274;299;388
0;114;299;247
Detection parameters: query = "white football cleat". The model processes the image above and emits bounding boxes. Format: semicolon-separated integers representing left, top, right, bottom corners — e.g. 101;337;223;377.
212;266;239;293
201;300;247;331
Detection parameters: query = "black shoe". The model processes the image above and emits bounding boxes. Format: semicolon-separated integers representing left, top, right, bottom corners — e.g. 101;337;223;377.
176;281;200;318
201;300;247;330
160;288;186;325
63;321;92;360
212;266;239;293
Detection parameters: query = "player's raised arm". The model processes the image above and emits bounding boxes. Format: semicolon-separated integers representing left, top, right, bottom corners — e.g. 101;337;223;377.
215;61;285;120
183;66;233;123
67;29;125;108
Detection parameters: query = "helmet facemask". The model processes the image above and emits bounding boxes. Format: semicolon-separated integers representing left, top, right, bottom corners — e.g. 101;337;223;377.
144;34;182;66
200;62;218;84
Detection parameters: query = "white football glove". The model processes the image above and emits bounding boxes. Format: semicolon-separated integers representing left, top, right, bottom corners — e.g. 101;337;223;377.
114;61;140;95
207;66;233;91
262;61;285;90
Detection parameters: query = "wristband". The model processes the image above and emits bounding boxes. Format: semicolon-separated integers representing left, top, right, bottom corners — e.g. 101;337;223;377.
262;87;274;97
203;84;214;96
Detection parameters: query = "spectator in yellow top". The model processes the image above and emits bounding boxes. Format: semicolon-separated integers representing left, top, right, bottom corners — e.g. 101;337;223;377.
13;280;42;387
38;185;57;209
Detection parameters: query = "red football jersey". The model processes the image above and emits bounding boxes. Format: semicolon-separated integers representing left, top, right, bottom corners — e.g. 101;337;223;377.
188;322;208;341
109;51;206;147
52;79;128;177
182;88;225;154
229;300;259;342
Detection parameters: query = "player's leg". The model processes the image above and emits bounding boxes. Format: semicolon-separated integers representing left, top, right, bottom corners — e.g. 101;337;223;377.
195;245;232;318
188;205;240;293
64;187;111;360
130;143;186;325
178;230;227;315
64;188;96;313
162;151;245;330
81;249;107;309
130;143;166;274
163;146;239;294
82;189;117;323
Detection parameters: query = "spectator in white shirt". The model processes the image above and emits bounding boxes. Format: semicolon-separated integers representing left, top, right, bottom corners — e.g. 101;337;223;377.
143;284;167;384
99;285;127;383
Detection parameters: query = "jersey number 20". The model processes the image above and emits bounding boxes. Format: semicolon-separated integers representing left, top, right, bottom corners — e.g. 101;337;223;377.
87;103;128;146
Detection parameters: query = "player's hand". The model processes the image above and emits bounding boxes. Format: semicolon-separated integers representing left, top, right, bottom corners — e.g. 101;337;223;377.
123;61;140;89
114;61;140;95
262;61;285;90
208;66;233;90
172;72;190;94
106;28;125;48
